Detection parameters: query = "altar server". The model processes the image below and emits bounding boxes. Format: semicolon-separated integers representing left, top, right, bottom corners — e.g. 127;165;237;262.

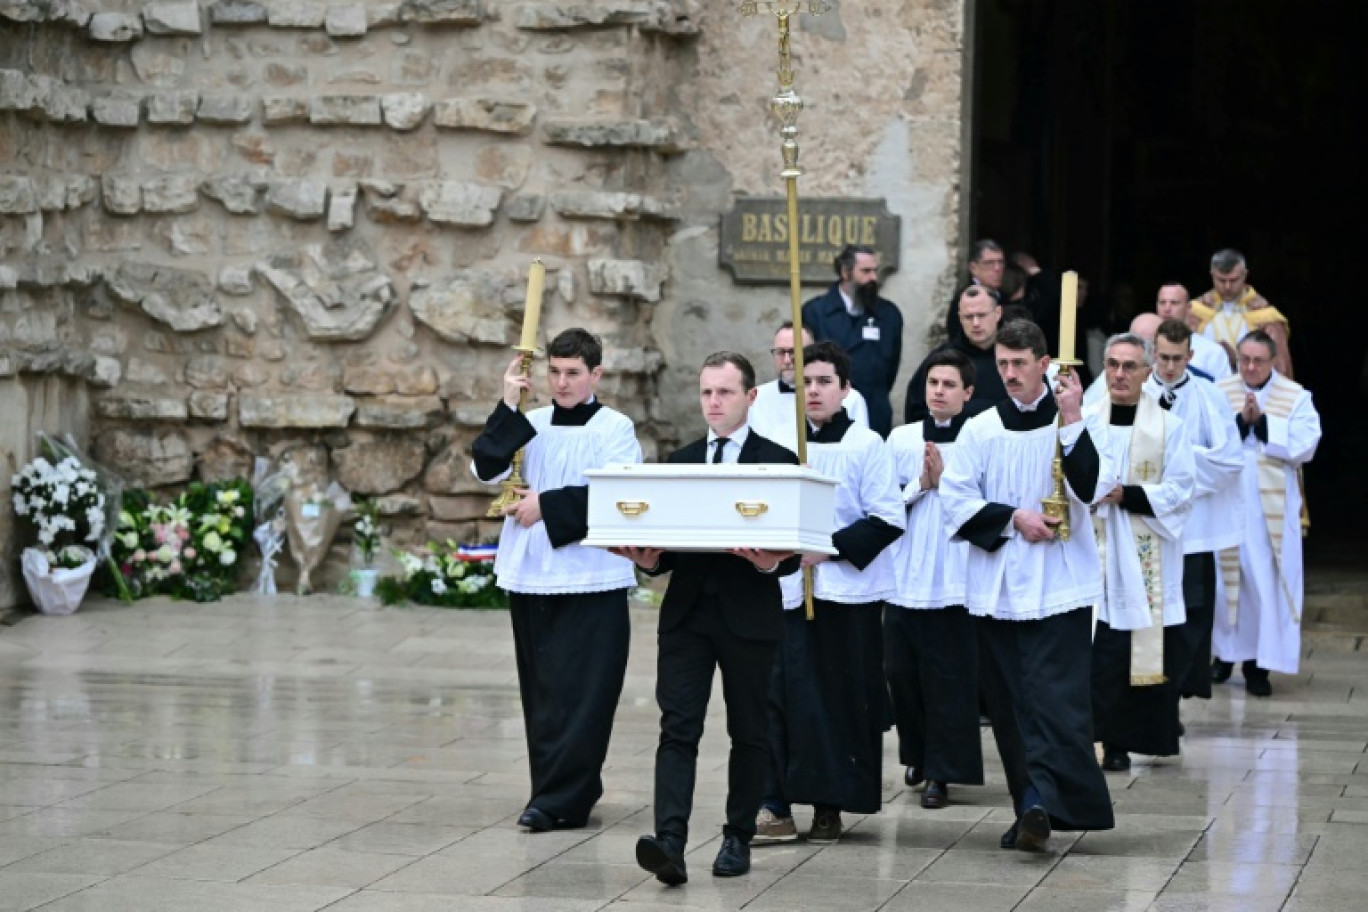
756;341;904;845
885;348;985;809
470;328;641;832
1088;333;1195;773
1212;329;1321;696
939;319;1114;852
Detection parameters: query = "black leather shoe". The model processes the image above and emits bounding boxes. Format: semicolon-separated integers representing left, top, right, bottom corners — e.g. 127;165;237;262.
1244;662;1273;697
1101;747;1131;772
999;822;1018;850
711;834;750;877
905;766;924;788
517;807;554;832
636;834;688;886
1015;805;1051;852
1211;659;1234;683
1177;720;1186;737
921;780;948;809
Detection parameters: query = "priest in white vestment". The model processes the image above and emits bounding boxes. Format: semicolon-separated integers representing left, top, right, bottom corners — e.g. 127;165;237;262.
1088;333;1194;773
750;321;868;452
1212;330;1321;695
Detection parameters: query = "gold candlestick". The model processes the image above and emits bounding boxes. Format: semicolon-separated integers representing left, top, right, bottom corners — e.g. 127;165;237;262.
739;1;829;620
1040;360;1081;541
487;260;546;519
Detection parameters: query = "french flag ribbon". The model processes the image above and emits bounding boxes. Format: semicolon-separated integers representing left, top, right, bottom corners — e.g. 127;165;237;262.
455;543;498;562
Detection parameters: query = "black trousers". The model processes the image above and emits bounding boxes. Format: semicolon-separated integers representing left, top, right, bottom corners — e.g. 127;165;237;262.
884;606;984;784
510;589;630;824
653;597;777;845
1091;620;1186;757
1178;552;1216;700
978;607;1114;831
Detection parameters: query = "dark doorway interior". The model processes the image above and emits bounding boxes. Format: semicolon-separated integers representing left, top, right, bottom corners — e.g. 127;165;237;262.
970;0;1368;564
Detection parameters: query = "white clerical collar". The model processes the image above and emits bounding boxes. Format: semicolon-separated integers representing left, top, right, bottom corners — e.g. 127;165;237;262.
707;423;750;451
1244;370;1278;394
839;286;862;316
1012;386;1050;412
934;417;953;429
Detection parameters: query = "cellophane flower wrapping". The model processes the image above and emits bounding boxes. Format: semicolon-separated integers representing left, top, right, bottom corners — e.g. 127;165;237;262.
250;458;291;596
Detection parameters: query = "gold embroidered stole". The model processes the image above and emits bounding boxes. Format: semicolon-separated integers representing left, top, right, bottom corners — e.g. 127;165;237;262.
1092;396;1168;686
1190;286;1290;346
1217;374;1303;626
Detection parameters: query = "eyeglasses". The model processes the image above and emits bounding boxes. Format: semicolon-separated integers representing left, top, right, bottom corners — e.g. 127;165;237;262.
1237;355;1271;367
770;348;796;358
1104;359;1144;374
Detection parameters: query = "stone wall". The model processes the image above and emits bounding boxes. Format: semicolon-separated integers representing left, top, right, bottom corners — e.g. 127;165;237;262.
0;0;970;595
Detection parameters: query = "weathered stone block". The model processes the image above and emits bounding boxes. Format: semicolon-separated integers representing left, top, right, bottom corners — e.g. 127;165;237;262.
209;0;267;24
198;95;255;124
325;3;367;36
0;70;36;112
543;118;684;151
202;174;264;214
361;183;423;222
506;193;545;222
356;395;444;429
188;391;230;420
267;1;325;28
91;93;142;127
410;273;513;345
146;92;199;124
550;190;677;221
95;389;190;421
514;1;696;33
418;181;501;227
88;12;143;41
376;494;425;516
142;174;200;214
218;264;255;295
91;356;122;387
143;1;202;35
239;392;355;428
433;98;536;134
263;62;308;88
427;494;490;522
198;436;255;482
400;0;481;25
262;96;310;125
0;176;36;215
102;175;142;215
106;262;224;332
184;355;229;389
30;76;88;123
94;428;194;487
310;95;382;126
381;92;429;131
255;243;394;341
327;183;357;231
333;437;427;495
587;257;666;302
266;179;327;220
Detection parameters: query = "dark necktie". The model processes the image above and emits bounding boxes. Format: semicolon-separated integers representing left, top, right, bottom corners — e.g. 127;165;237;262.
712;437;729;464
1160;375;1190;411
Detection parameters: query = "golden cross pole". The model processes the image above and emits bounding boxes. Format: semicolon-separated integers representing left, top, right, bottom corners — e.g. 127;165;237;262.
738;1;830;620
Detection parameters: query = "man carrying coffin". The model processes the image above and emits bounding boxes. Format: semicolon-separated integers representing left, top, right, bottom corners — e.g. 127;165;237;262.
751;320;869;451
939;320;1114;852
1212;330;1322;696
1144;320;1244;706
613;352;800;885
757;341;904;845
1089;333;1195;773
470;328;641;832
885;348;985;810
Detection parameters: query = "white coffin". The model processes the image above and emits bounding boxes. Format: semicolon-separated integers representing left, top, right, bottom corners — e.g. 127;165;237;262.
581;463;838;554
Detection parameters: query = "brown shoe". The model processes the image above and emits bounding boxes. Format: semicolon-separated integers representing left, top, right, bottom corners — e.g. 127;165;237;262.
753;807;798;844
808;808;842;844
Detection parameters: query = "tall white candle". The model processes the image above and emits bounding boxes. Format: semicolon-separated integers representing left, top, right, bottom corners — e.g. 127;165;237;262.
1058;270;1078;362
518;260;545;350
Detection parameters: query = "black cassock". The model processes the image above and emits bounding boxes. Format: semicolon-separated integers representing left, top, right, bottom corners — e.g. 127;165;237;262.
1178;552;1217;700
472;399;630;826
766;413;902;814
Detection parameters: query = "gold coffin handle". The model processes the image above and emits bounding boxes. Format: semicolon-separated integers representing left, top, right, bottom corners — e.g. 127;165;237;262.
734;501;769;518
616;500;649;517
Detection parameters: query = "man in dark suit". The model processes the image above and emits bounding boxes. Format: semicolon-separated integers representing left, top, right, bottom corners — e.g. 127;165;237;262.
802;245;903;437
615;352;801;886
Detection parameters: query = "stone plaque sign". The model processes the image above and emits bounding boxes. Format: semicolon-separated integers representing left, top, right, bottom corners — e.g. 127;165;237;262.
718;197;901;285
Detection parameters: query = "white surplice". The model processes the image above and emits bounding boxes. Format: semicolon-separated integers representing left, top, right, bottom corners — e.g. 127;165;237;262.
1212;372;1322;674
886;422;969;609
1189;332;1233;381
779;423;904;609
1090;398;1194;630
749;380;868;453
473;406;641;595
1142;371;1244;554
940;406;1109;620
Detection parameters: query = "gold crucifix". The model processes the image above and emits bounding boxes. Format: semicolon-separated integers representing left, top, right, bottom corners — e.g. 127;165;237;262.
1134;461;1158;483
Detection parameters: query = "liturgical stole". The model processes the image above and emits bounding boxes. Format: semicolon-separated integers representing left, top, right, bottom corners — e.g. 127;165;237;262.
1092;395;1167;686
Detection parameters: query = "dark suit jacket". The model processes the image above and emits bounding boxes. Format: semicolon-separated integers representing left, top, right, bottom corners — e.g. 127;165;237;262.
802;284;903;437
650;430;802;643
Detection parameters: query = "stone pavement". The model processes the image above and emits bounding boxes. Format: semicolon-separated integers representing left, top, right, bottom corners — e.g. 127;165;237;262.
0;577;1365;912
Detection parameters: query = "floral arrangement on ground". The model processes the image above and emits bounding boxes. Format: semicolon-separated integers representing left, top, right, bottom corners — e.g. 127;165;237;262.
376;540;507;609
107;480;254;602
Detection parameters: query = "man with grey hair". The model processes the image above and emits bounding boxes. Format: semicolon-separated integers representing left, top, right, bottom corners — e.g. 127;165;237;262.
1088;332;1195;773
1189;249;1293;377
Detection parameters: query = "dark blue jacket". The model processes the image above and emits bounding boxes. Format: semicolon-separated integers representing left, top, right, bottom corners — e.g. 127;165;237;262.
802;283;903;436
